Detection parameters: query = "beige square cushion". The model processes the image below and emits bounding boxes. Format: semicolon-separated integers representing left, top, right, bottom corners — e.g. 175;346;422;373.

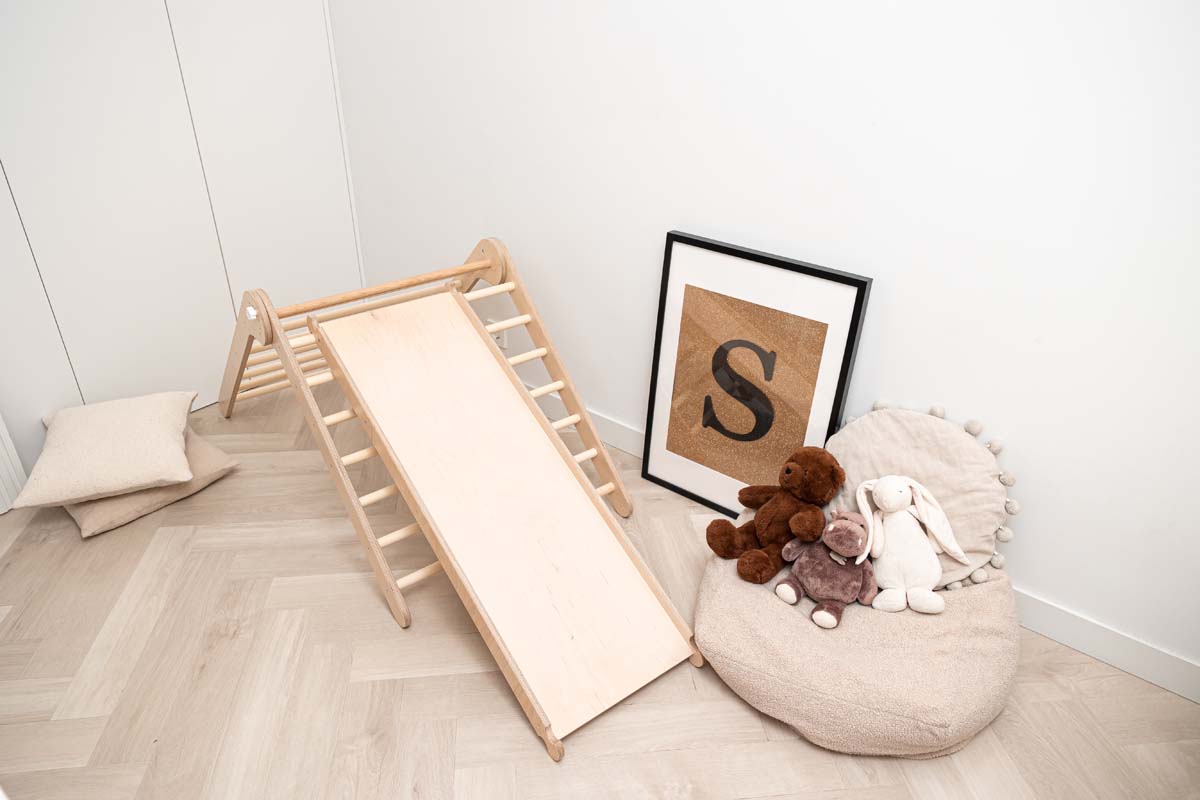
14;391;196;508
64;430;237;538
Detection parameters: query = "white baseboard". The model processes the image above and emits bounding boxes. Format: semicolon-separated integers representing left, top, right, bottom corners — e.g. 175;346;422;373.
0;410;28;514
547;393;1200;703
1014;587;1199;703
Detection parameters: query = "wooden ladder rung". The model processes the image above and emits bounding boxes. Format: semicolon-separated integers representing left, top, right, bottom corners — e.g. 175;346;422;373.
574;448;598;464
485;314;531;334
243;347;324;379
378;522;421;548
396;561;444;591
507;347;548;367
358;484;399;508
240;359;327;391
307;372;335;388
340;446;377;467
323;409;356;427
551;414;581;431
251;332;315;354
530;380;564;399
238;376;293;400
246;339;320;369
596;482;615;497
464;282;516;301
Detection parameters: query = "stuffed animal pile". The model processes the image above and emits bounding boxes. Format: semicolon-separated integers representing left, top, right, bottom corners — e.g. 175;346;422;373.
705;447;968;628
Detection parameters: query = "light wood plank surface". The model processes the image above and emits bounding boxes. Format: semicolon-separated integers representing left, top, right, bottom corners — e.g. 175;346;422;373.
320;293;693;738
0;390;1195;798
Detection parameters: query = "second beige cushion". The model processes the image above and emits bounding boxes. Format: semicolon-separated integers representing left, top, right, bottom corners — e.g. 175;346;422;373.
65;430;237;537
14;391;196;508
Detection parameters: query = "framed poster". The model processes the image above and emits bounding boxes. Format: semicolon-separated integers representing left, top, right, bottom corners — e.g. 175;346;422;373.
642;232;871;516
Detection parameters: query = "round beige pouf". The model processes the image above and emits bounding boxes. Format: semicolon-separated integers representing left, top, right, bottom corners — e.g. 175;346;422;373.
694;557;1020;758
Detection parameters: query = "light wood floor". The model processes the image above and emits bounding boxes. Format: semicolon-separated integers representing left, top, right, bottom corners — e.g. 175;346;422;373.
0;386;1196;800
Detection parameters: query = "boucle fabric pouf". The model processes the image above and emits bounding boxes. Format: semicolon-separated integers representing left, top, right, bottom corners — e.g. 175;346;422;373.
694;556;1019;758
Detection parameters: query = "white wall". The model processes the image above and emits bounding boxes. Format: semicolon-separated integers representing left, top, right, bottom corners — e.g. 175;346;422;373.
0;0;363;472
329;0;1200;682
167;0;363;308
0;168;84;473
0;0;233;410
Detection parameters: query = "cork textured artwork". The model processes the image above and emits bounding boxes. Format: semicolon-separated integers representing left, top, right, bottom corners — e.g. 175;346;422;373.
665;284;827;486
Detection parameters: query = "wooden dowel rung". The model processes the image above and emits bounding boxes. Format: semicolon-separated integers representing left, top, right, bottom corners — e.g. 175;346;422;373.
596;482;616;497
239;368;286;392
464;282;516;301
323;409;356;427
529;380;565;399
507;347;547;367
276;259;490;318
236;377;292;400
246;340;318;367
574;448;598;464
485;314;531;334
288;333;317;350
249;332;315;354
240;359;327;390
282;281;458;331
243;348;324;378
395;560;444;591
306;371;335;388
245;348;278;366
240;364;332;396
242;361;278;380
358;484;398;508
378;522;421;548
551;414;581;431
245;341;316;368
340;446;377;467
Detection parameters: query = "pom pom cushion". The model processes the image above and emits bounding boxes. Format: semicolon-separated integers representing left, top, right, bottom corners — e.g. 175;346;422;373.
826;408;1011;587
14;391;196;508
694;555;1019;758
63;430;237;537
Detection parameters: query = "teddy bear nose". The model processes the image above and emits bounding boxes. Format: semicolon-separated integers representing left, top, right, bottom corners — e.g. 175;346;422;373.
784;467;792;475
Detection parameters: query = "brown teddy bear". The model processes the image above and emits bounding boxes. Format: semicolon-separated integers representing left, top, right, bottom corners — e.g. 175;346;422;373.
706;447;846;583
775;510;878;628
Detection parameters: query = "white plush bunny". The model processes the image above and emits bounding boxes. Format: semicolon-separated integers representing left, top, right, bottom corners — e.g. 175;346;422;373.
855;475;969;614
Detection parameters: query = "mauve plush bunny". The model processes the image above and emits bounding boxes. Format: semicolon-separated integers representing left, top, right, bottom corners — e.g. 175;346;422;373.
855;475;969;614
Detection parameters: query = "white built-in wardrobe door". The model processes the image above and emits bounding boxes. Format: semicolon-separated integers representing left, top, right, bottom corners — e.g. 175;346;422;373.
0;178;84;473
0;2;233;407
167;0;361;308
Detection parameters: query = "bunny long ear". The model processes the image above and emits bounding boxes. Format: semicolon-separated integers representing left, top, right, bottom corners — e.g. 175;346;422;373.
854;480;876;565
908;479;969;564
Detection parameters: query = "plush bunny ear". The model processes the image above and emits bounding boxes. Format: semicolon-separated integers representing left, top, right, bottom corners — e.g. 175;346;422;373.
854;480;876;565
908;479;969;564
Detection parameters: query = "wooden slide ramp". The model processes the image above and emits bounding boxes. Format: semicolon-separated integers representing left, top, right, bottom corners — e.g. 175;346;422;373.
315;289;698;758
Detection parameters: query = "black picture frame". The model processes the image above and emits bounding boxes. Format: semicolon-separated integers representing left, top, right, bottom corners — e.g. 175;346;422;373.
641;231;872;517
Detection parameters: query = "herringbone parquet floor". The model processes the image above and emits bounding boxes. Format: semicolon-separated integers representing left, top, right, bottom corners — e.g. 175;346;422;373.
0;385;1196;799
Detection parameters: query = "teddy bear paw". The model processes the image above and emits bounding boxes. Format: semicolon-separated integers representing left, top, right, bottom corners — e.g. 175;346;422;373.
705;520;738;559
812;609;839;629
736;550;776;583
775;582;799;604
